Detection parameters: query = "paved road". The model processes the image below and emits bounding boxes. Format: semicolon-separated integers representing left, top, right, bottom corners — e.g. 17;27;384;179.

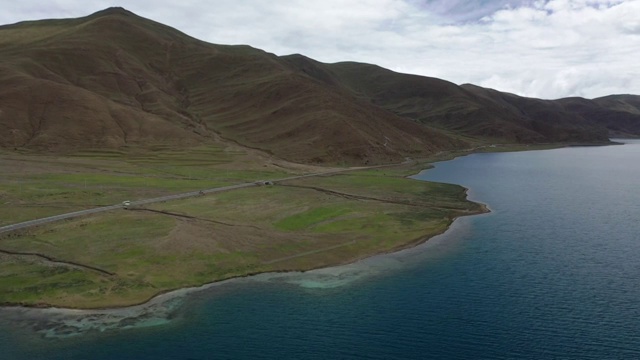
0;205;124;235
0;160;410;235
0;182;258;234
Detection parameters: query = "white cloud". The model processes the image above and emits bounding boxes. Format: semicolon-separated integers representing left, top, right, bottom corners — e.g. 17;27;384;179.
0;0;638;99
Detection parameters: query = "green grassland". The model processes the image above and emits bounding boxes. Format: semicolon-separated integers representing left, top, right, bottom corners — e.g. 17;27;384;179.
0;152;486;308
0;145;292;226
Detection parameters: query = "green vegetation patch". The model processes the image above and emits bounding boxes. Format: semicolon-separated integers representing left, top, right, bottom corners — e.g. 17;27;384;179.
274;206;352;231
0;154;486;308
0;149;292;226
0;212;174;270
0;263;98;304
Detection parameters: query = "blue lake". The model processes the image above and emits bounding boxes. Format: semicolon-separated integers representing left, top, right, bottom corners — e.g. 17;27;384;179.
2;140;640;359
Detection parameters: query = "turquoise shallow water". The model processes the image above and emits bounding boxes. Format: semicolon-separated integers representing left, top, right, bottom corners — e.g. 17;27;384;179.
2;140;640;359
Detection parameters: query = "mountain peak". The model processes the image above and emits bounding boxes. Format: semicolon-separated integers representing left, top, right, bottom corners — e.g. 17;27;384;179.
90;7;135;18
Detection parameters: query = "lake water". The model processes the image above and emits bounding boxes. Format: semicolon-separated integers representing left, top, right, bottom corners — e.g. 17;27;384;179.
2;140;639;359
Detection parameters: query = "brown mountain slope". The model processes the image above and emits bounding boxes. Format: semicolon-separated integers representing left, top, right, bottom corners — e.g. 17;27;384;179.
0;8;208;150
1;8;637;166
282;54;640;143
595;95;640;114
324;61;547;142
557;95;640;137
461;85;609;142
0;8;462;164
175;48;463;164
297;58;609;143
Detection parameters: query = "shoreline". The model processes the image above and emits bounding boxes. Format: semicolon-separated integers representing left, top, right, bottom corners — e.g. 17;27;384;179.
0;204;490;338
2;141;607;336
0;179;491;338
0;145;501;313
1;200;490;312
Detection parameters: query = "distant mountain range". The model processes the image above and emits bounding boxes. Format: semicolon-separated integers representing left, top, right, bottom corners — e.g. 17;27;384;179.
1;7;638;164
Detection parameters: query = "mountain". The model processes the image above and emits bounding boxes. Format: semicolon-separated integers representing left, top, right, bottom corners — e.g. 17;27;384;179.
558;95;640;138
281;56;616;143
0;7;462;164
1;8;638;165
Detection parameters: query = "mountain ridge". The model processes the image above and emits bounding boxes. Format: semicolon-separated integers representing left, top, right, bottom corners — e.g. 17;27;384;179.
1;8;638;164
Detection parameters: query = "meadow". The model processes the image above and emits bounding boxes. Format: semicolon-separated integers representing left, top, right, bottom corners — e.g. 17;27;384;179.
0;146;485;308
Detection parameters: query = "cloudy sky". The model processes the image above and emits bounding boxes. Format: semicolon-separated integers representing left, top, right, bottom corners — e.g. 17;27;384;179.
2;0;639;99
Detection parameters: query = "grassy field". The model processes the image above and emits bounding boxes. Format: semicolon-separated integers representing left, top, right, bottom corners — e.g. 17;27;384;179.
0;145;296;226
0;151;486;308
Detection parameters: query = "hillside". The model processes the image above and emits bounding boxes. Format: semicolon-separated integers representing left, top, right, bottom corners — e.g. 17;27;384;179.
281;56;613;143
559;95;640;138
1;8;638;165
0;8;460;165
283;54;640;143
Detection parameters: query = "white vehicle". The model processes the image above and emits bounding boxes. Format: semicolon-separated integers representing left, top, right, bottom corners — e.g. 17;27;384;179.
122;200;131;208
